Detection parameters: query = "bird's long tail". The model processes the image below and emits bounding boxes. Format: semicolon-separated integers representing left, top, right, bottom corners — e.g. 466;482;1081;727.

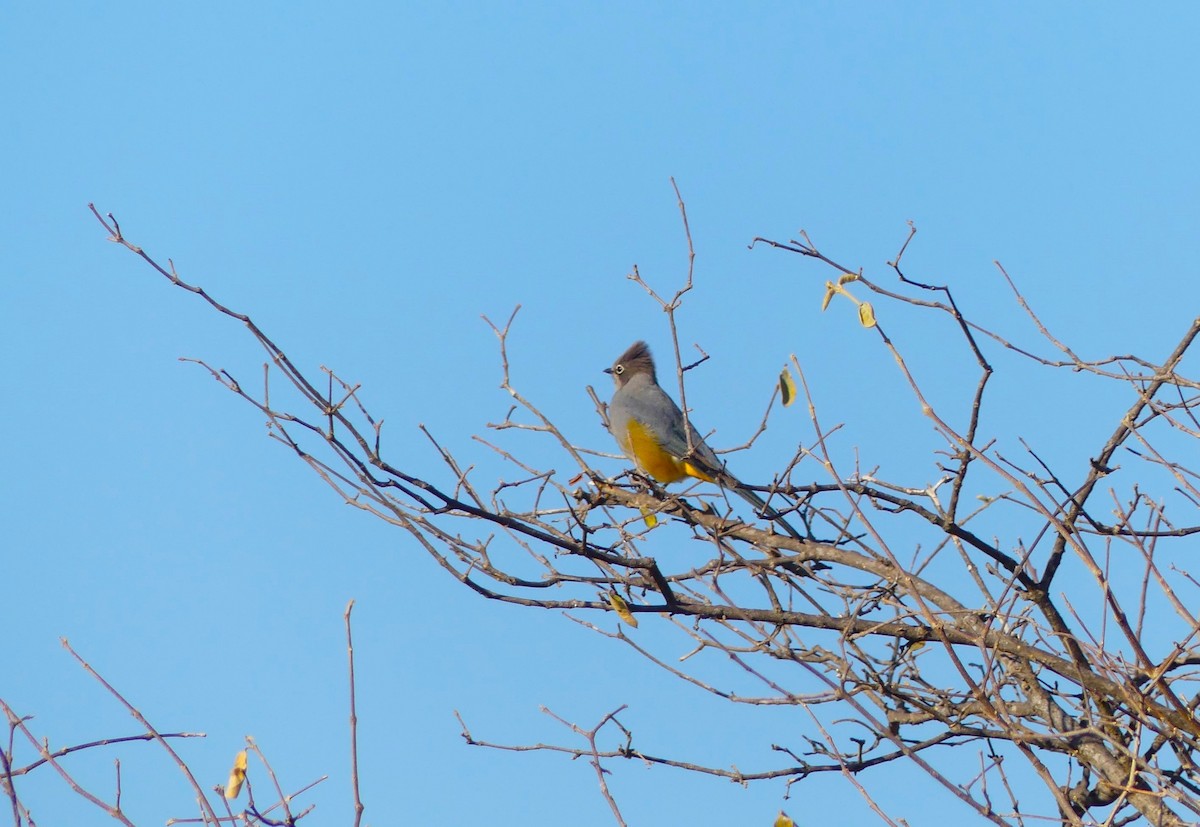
729;484;828;576
731;484;805;541
682;455;822;568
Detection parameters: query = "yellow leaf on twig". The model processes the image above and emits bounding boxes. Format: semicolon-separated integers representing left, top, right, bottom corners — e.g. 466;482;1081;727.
779;368;797;407
607;592;638;628
225;750;248;799
821;273;875;329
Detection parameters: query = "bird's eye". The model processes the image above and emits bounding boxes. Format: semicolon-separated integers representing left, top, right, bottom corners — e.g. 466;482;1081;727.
614;364;624;374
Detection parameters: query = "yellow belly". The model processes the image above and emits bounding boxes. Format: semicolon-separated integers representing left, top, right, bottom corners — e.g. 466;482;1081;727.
624;419;714;484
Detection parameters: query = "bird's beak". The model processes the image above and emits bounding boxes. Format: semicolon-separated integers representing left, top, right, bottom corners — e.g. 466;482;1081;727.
603;367;614;375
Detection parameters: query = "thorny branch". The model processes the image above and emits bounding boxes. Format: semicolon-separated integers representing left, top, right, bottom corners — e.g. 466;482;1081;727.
88;201;1200;826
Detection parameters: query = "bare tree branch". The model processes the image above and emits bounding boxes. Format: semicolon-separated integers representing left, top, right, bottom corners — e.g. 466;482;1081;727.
85;200;1200;826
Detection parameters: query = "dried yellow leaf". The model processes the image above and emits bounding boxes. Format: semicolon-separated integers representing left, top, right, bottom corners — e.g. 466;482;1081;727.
774;811;796;827
225;750;248;799
779;368;797;407
838;272;859;285
608;592;638;628
858;301;876;328
821;282;835;311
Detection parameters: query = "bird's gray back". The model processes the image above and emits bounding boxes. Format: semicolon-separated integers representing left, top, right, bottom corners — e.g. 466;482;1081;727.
610;374;721;465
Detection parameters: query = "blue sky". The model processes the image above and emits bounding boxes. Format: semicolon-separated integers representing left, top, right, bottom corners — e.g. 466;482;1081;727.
4;3;1200;825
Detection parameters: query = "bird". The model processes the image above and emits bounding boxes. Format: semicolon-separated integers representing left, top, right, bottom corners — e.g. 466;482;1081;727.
604;340;805;542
